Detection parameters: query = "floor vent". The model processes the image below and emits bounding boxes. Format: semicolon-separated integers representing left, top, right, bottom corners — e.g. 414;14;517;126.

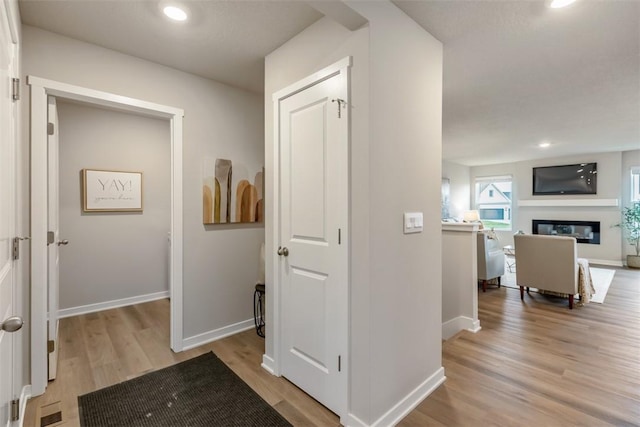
38;401;63;427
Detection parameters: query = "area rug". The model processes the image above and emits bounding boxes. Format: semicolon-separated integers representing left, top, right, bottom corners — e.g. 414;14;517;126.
498;263;615;304
78;352;292;427
589;268;615;303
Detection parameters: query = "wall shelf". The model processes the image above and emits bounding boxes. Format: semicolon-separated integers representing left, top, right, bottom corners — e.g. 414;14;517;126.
518;199;619;207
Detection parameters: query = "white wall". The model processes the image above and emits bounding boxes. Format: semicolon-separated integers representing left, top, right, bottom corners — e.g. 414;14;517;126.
57;101;170;310
442;160;471;219
21;26;264;346
266;1;443;424
471;151;623;264
621;149;640;258
356;2;443;422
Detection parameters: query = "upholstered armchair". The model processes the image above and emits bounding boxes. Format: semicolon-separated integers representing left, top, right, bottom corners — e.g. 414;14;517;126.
514;234;579;309
477;231;505;292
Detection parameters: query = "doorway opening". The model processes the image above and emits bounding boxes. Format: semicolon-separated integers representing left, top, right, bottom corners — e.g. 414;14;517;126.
28;76;184;396
51;99;172;381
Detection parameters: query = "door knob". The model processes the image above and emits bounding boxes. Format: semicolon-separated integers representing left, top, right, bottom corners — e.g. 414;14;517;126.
57;239;69;246
277;246;289;257
1;316;23;333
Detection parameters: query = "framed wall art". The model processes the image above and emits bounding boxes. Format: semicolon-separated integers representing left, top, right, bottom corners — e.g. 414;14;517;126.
82;169;143;212
202;158;264;224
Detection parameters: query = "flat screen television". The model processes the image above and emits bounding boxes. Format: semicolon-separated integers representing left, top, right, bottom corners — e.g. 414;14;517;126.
532;163;597;195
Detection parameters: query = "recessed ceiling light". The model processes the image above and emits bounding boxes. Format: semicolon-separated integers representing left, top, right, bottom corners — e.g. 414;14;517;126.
163;5;187;21
549;0;577;9
538;142;551;148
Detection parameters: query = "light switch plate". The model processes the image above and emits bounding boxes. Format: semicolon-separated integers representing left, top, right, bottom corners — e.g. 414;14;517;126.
403;212;423;234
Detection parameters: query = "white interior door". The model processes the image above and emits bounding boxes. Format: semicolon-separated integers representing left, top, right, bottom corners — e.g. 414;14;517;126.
278;69;349;416
47;96;60;381
0;2;19;425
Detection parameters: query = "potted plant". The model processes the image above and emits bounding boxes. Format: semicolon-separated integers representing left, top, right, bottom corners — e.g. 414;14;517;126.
619;201;640;268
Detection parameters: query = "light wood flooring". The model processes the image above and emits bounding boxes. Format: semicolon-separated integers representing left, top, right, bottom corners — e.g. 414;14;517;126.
400;265;640;427
25;265;639;426
24;298;340;427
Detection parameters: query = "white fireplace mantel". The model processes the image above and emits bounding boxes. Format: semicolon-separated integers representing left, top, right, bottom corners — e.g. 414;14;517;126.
518;199;619;208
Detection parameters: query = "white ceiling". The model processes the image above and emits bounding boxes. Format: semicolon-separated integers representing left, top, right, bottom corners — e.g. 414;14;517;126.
18;0;323;94
19;0;640;166
394;0;640;165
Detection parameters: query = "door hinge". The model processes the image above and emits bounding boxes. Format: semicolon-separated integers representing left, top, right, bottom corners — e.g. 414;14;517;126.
12;237;19;260
10;398;19;421
47;231;55;245
12;237;30;260
48;340;55;354
47;122;55;135
11;78;19;101
338;355;341;372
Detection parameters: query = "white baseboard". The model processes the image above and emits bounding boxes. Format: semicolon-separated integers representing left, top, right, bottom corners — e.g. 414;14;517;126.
182;318;254;351
345;413;368;427
442;316;481;340
468;319;481;333
19;384;32;427
57;290;169;319
261;354;277;376
370;367;446;427
588;259;624;267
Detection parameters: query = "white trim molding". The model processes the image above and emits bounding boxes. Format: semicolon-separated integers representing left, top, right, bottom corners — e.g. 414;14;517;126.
346;368;446;427
518;198;619;207
182;319;255;351
28;76;184;396
261;354;277;376
372;368;446;427
29;82;47;397
57;291;169;319
18;385;32;427
345;413;369;427
588;259;624;267
27;76;183;118
442;316;481;341
441;222;480;233
272;56;352;101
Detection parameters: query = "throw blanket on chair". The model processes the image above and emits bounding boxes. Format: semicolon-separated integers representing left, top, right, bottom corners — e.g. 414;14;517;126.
539;258;595;306
577;258;595;305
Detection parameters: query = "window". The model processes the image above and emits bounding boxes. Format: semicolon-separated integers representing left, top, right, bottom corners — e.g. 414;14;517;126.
632;167;640;202
475;176;513;230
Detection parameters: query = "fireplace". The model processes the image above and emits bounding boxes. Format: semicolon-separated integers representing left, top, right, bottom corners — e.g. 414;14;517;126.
532;219;600;245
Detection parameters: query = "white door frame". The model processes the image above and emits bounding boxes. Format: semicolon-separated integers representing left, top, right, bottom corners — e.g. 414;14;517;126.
270;56;351;418
46;96;59;381
28;76;185;396
1;0;20;421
